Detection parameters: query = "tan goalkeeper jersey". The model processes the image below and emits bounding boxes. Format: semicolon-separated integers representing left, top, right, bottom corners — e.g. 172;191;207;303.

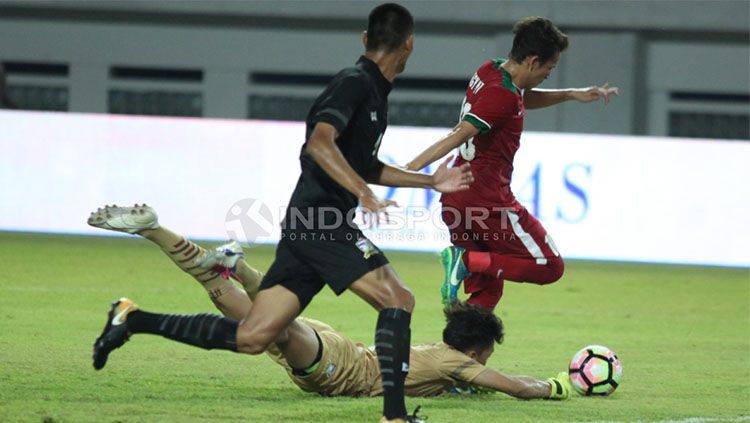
266;317;488;397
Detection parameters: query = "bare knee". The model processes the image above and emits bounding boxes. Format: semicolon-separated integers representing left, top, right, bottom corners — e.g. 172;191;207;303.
350;267;417;312
373;284;415;312
367;283;415;313
396;287;416;312
235;325;276;355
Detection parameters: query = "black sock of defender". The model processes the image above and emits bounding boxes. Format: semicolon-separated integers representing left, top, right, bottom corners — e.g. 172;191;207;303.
376;308;412;420
126;310;238;351
401;325;411;384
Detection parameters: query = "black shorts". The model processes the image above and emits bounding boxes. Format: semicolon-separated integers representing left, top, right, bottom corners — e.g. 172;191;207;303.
259;228;389;310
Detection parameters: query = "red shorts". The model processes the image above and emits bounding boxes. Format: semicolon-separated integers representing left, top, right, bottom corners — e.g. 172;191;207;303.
441;205;561;264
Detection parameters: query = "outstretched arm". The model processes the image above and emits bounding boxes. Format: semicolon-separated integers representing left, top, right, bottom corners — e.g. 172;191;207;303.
370;155;474;193
524;83;619;109
471;368;573;400
405;121;479;171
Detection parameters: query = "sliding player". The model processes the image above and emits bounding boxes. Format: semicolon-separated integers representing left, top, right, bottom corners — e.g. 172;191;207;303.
405;17;619;310
87;204;575;402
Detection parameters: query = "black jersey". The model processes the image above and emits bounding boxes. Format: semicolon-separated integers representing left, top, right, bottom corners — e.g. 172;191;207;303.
285;56;391;225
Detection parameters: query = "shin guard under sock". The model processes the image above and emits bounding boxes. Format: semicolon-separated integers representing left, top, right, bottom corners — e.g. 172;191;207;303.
375;308;412;420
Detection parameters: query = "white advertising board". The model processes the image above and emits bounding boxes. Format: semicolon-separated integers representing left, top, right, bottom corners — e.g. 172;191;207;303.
1;110;748;267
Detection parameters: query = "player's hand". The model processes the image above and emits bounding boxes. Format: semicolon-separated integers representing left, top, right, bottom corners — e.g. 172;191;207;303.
570;83;619;105
358;190;398;227
546;371;575;400
431;155;474;193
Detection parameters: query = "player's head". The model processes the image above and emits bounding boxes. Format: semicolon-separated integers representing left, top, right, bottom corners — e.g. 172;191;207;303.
363;3;414;73
442;301;504;365
509;17;568;88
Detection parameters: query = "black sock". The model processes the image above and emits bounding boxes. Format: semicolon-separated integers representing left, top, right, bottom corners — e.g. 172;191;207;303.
126;310;238;351
400;325;411;391
376;308;412;420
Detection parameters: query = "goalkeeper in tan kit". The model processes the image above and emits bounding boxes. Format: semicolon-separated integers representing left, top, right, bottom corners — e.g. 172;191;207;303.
88;204;575;401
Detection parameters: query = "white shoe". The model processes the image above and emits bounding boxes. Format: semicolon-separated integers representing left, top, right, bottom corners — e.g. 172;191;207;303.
196;240;244;269
88;204;160;234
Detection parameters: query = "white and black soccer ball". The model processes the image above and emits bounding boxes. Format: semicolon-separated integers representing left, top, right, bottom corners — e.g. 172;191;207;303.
568;345;622;396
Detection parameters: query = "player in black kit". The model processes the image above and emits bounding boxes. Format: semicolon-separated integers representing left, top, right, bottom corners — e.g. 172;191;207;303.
90;4;473;423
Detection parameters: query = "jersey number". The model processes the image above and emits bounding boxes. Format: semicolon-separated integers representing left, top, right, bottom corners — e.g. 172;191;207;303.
458;98;476;161
545;234;561;257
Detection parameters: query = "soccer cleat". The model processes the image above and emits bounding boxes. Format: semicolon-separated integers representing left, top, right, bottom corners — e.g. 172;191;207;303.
92;298;139;370
380;406;426;423
440;246;469;306
87;204;159;234
196;240;244;270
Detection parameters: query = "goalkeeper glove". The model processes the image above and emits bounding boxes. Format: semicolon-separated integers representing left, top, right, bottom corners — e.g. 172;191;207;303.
546;371;575;400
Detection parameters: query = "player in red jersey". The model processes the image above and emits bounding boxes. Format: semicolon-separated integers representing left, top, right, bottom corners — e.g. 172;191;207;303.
406;17;618;310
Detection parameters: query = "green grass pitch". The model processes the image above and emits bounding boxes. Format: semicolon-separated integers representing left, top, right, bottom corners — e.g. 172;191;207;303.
0;232;748;422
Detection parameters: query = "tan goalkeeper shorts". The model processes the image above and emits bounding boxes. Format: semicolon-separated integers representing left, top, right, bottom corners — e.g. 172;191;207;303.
266;317;378;397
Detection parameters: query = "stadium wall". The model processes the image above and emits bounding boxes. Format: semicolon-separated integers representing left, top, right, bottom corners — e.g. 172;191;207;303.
1;110;748;268
0;1;747;137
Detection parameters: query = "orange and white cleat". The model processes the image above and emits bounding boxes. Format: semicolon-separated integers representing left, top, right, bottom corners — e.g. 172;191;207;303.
380;406;426;423
92;298;139;370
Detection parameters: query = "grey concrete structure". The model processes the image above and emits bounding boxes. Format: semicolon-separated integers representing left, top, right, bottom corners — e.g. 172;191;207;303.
0;0;747;136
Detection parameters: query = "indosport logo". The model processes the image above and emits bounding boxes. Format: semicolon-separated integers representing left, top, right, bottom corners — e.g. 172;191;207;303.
224;198;276;246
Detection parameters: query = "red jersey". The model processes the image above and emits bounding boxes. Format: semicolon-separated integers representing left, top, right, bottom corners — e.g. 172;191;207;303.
442;58;525;211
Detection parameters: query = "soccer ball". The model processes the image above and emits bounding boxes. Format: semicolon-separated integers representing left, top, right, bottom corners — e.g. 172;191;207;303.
568;345;622;396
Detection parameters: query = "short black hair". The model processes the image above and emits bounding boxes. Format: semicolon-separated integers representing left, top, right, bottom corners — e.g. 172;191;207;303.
366;3;414;52
509;17;568;65
442;301;504;353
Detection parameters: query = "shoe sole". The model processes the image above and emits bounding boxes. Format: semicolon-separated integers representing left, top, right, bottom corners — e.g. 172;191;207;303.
87;205;159;234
